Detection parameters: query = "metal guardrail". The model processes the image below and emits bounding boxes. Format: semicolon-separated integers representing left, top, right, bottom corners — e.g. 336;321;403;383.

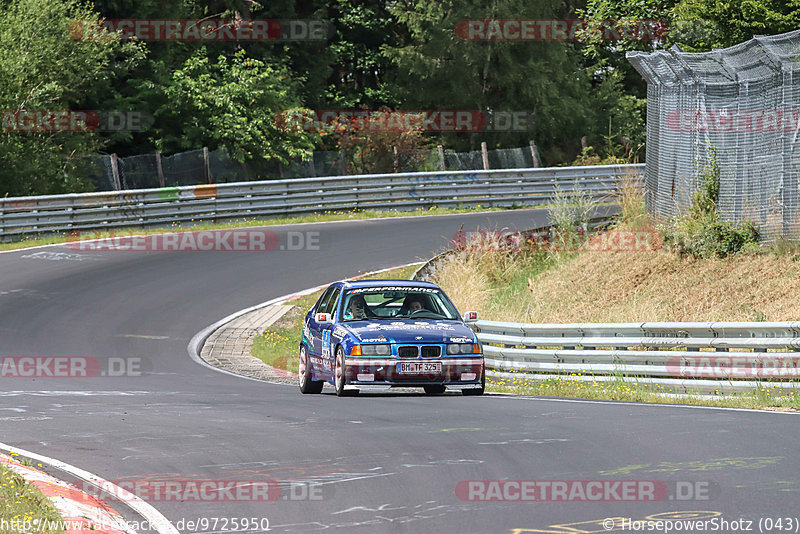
474;321;800;395
0;164;643;240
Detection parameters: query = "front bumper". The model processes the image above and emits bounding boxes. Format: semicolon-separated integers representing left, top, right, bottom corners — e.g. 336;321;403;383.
343;357;484;386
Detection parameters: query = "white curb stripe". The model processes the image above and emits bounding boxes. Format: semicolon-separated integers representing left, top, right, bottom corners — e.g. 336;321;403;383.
0;442;180;534
187;262;423;384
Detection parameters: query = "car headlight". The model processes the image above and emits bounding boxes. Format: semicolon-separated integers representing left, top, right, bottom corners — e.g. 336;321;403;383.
447;343;475;355
361;344;391;356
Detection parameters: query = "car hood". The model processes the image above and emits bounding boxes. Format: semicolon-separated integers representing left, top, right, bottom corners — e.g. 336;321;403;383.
341;319;476;344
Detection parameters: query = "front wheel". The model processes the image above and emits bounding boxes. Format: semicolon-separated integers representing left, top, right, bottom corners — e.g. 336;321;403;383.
334;346;347;397
299;346;323;394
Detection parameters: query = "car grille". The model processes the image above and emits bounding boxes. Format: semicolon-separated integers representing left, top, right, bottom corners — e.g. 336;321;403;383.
421;346;441;358
398;346;419;358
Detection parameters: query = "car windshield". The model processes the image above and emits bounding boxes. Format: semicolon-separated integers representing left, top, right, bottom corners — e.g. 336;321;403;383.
340;286;460;321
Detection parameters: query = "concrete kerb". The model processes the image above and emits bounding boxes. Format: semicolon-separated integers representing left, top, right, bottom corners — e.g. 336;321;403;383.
0;442;180;534
188;262;425;386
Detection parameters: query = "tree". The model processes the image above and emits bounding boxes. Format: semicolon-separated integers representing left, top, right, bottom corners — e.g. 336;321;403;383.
0;0;142;196
673;0;800;51
383;0;601;163
158;48;319;165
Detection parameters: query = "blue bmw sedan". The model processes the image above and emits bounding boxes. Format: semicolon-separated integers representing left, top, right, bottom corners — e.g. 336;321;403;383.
299;279;484;396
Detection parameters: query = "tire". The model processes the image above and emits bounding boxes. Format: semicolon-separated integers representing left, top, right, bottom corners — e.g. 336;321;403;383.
463;369;485;396
424;384;446;395
334;346;347;397
299;345;323;394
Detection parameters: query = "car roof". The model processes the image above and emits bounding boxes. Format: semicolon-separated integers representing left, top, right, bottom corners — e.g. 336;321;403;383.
340;279;440;289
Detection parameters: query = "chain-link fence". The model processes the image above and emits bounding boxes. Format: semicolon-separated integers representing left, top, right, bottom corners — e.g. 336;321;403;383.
85;144;539;193
628;29;800;242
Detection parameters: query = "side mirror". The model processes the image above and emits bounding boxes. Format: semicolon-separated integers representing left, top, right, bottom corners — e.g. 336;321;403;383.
463;311;479;322
316;312;332;324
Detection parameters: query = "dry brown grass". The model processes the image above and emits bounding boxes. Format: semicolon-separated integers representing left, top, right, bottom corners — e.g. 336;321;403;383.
531;251;800;322
614;170;651;231
431;252;492;313
437;248;800;323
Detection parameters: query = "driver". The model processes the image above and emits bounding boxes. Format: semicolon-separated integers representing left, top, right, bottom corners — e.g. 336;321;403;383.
401;295;428;316
346;295;371;320
408;298;424;312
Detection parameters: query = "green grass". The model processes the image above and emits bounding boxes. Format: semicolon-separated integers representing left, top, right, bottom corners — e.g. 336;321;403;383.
251;263;421;373
482;251;558;306
0;205;518;252
1;457;66;534
487;371;800;411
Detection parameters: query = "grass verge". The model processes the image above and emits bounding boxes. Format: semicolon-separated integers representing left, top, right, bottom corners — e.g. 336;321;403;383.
1;457;66;533
251;263;421;374
487;372;800;410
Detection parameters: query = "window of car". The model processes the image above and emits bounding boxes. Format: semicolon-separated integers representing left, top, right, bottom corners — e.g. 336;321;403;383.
314;286;336;314
319;287;341;316
340;286;460;321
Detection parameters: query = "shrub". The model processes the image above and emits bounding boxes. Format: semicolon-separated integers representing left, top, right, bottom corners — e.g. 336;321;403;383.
661;150;759;258
549;182;594;233
662;214;759;258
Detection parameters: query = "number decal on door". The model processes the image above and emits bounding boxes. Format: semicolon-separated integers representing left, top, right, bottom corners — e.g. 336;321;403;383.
322;329;331;357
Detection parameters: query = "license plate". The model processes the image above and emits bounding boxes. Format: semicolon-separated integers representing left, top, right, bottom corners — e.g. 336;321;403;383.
397;362;442;374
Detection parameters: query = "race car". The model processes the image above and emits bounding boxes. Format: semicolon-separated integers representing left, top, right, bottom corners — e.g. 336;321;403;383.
298;279;484;396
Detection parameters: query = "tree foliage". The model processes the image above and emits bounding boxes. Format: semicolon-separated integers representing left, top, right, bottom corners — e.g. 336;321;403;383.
2;0;800;195
0;0;141;195
158;48;318;164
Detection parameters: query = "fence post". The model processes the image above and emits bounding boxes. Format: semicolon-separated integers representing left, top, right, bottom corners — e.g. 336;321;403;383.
393;146;399;173
529;140;541;168
110;154;122;191
481;142;489;170
438;145;446;171
155;150;165;188
203;147;211;184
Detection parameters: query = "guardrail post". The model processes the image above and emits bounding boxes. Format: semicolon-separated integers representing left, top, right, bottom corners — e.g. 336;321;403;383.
110;154;121;191
155;150;165;188
529;140;541;167
203;147;211;184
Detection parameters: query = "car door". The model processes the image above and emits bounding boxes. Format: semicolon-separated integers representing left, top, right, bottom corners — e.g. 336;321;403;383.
317;286;341;377
308;286;336;357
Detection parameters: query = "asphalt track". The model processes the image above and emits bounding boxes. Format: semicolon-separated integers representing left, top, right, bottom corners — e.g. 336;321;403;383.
1;207;799;534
